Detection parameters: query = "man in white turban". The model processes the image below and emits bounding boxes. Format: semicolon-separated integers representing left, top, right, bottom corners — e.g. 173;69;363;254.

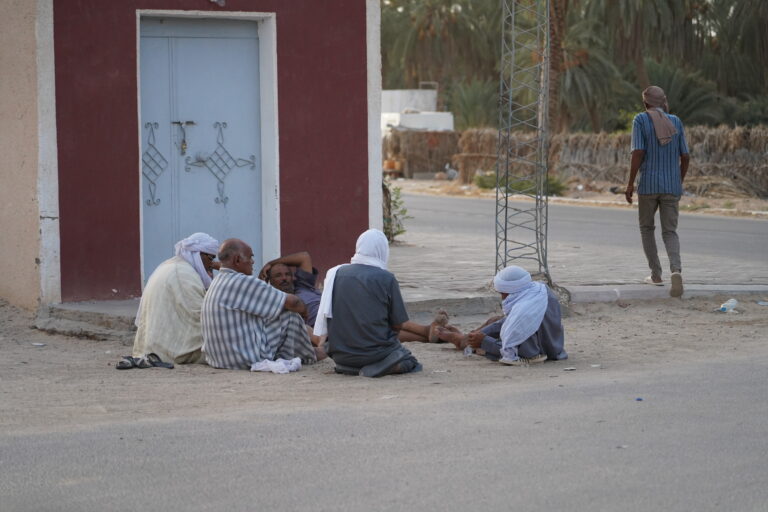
315;229;421;377
438;266;567;366
132;232;220;364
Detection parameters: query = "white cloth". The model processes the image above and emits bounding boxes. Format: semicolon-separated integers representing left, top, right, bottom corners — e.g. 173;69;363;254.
132;256;207;364
250;357;302;374
174;232;220;289
493;266;549;361
314;229;389;336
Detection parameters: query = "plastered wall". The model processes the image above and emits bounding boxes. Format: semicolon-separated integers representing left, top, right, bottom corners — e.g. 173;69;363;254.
0;0;41;310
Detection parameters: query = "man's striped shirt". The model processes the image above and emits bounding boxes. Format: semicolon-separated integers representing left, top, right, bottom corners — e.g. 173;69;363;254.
630;111;689;196
202;268;287;369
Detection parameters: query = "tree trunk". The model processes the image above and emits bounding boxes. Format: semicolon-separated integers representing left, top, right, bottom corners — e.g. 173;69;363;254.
548;0;568;133
634;51;650;90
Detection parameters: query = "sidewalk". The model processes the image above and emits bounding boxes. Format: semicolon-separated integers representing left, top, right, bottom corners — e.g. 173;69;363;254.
35;232;768;342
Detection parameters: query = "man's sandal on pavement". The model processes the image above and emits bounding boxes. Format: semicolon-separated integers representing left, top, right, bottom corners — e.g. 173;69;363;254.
644;276;664;286
670;272;684;298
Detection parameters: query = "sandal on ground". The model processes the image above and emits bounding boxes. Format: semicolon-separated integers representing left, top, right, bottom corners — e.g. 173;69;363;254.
644;276;664;286
145;353;174;369
115;356;151;370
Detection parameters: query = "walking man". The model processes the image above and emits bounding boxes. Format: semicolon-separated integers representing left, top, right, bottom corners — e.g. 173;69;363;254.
625;85;690;297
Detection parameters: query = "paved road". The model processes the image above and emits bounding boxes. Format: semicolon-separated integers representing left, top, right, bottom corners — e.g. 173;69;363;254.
390;194;768;299
2;354;767;512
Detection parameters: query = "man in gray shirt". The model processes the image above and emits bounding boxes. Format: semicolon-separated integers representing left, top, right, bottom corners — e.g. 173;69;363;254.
314;229;421;377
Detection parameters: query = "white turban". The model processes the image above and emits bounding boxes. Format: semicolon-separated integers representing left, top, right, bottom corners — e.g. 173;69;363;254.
350;229;389;269
314;229;390;336
174;232;220;289
493;265;549;361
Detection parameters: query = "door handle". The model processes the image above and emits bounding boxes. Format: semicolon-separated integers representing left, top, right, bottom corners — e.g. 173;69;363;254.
172;121;195;155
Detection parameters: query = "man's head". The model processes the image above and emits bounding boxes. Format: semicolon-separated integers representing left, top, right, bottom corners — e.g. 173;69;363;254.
218;238;254;275
266;263;295;293
493;265;532;298
200;251;217;276
642;85;669;112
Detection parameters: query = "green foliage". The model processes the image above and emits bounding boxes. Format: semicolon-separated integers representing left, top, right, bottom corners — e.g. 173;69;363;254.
645;60;722;125
381;0;768;132
473;173;566;197
382;179;412;242
449;79;498;130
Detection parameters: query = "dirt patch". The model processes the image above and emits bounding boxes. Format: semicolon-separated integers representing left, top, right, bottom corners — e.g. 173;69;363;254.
2;295;766;434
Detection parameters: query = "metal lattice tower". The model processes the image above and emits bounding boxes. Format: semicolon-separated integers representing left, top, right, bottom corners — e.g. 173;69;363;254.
495;0;550;281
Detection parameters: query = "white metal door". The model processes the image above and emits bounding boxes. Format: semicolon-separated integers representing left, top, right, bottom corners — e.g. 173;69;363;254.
140;18;261;280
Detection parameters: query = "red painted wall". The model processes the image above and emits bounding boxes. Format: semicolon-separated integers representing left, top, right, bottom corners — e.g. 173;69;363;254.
54;0;370;301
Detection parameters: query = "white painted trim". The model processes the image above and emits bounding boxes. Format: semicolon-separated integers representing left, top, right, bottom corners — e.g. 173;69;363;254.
366;0;383;230
135;9;281;278
36;0;61;305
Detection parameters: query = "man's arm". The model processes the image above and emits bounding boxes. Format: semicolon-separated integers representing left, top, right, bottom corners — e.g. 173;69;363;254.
680;153;690;183
391;323;403;334
625;149;645;204
284;294;308;319
259;251;313;279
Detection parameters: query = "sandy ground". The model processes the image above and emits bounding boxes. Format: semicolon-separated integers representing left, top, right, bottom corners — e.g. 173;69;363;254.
2;294;767;435
393;179;768;218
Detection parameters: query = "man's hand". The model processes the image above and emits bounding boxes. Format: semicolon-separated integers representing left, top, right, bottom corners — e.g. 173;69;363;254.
284;294;307;319
466;331;485;348
258;263;271;281
625;183;634;204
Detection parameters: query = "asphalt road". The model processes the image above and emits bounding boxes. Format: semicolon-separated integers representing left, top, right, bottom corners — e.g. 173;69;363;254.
396;194;768;285
2;354;767;511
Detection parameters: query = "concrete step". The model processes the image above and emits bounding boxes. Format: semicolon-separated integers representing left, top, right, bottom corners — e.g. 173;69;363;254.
35;299;139;344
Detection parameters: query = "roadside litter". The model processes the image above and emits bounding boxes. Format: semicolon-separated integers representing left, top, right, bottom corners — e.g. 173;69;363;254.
715;298;739;313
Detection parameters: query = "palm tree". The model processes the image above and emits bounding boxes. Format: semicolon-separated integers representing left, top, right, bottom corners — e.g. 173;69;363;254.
583;0;688;89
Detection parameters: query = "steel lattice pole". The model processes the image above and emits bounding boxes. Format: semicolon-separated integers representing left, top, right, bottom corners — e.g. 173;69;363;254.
495;0;550;281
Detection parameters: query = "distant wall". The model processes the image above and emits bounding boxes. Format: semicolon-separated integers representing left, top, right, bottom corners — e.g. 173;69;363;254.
382;89;438;113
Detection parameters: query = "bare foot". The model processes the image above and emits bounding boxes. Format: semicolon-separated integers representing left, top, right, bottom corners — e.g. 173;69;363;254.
428;310;450;343
436;327;468;350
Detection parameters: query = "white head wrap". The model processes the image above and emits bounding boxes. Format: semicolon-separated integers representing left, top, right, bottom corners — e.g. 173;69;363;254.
349;229;389;269
494;266;549;361
314;229;389;336
174;232;220;289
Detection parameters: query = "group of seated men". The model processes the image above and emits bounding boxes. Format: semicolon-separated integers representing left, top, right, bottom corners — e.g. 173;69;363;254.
132;229;567;377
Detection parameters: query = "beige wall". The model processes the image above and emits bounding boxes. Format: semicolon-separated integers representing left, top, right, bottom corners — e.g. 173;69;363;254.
0;0;41;309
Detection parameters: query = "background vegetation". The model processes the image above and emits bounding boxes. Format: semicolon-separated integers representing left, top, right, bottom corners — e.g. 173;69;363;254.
381;0;768;132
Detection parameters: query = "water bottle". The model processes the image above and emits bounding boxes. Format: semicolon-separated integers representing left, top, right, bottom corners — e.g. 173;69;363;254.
463;346;473;356
719;298;738;313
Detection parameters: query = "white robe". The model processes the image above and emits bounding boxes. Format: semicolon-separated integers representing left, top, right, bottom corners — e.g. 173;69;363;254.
132;256;207;364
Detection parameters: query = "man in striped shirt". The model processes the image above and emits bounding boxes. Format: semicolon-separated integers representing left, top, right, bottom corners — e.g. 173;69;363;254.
626;85;690;297
202;239;317;370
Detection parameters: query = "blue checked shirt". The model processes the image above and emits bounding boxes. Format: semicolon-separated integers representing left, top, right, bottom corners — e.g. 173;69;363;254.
630;111;689;196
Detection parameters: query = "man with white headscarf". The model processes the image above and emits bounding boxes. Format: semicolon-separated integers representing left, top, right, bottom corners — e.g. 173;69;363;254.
438;266;567;366
315;229;421;377
132;232;220;364
625;85;690;297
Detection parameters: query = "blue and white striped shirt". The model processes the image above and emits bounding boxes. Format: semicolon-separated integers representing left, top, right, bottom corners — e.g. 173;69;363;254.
630;111;689;196
201;268;287;369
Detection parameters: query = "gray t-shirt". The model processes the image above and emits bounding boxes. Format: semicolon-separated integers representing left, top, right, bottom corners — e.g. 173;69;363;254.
326;264;409;368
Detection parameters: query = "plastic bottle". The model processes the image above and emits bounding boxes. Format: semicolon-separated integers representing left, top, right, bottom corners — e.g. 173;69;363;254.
463;346;473;356
719;298;738;313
